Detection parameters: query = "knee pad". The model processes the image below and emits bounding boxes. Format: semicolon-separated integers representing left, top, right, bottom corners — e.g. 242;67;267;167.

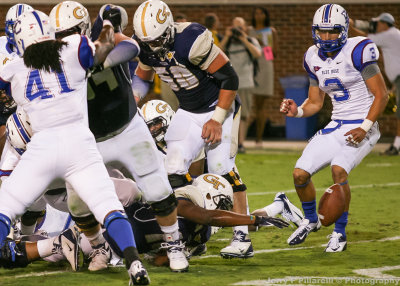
149;194;177;217
70;214;99;232
67;191;92;218
21;210;46;226
222;170;247;193
130;141;159;176
168;173;192;189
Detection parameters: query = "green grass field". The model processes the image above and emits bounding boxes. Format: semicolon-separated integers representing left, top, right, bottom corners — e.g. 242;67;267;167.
1;150;399;286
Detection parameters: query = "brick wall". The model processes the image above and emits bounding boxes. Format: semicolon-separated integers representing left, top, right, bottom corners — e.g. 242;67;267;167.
1;3;399;136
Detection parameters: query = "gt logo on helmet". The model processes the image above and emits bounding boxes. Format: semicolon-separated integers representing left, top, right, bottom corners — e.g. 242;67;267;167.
203;175;226;190
156;6;170;24
156;103;168;113
73;7;85;20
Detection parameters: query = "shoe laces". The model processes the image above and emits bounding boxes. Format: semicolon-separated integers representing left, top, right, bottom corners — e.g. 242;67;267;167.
89;244;110;260
161;240;185;254
52;240;63;255
327;232;342;249
232;231;247;242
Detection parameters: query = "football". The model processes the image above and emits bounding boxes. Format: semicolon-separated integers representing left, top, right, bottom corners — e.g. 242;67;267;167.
318;184;346;227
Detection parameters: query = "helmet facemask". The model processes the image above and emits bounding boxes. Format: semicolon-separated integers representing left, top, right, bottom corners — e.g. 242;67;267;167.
312;25;347;52
146;116;168;143
137;25;174;58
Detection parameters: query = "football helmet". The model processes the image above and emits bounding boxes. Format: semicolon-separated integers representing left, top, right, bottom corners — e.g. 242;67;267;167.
193;174;234;211
312;4;349;52
99;4;128;32
133;0;175;57
5;4;34;51
6;110;33;155
14;10;55;56
141;100;174;143
49;1;91;37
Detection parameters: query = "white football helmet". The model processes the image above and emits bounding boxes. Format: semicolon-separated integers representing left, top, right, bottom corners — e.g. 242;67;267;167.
193;174;234;211
49;1;91;37
6;110;33;155
312;4;349;52
14;10;55;56
5;4;34;51
99;4;128;32
141;100;175;143
133;0;175;56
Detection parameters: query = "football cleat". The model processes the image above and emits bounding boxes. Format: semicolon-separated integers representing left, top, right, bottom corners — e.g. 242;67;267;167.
325;232;347;252
128;260;150;285
0;239;30;269
161;239;189;272
220;230;254;259
88;242;112;271
287;218;321;245
184;243;207;258
275;192;304;227
58;227;80;271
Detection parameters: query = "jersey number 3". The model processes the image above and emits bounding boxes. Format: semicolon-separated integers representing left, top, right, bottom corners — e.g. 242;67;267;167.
324;78;350;102
25;66;73;101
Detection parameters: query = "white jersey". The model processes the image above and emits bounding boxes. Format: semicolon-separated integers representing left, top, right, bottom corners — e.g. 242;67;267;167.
304;36;379;120
0;34;94;133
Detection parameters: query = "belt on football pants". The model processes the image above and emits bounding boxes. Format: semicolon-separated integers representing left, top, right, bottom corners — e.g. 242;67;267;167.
319;119;364;135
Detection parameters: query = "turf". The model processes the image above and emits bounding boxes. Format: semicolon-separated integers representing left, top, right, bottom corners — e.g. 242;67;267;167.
1;151;399;286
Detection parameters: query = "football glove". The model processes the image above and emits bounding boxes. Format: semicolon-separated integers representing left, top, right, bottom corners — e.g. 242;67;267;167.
102;5;122;32
254;216;290;229
0;239;30;269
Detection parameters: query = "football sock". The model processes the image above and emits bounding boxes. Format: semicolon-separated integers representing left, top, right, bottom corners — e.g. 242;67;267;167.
334;211;348;239
21;223;36;236
264;201;284;217
160;221;180;241
37;236;57;258
393;136;400;149
233;225;249;235
302;200;318;223
85;229;106;248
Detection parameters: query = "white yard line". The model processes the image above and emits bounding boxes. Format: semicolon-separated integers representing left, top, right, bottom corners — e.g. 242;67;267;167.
248;182;400;196
14;270;67;278
195;236;400;260
354;265;400;279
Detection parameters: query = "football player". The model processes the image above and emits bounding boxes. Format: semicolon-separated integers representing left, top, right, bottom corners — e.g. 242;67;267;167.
0;9;150;285
49;2;188;273
133;0;254;259
280;4;388;252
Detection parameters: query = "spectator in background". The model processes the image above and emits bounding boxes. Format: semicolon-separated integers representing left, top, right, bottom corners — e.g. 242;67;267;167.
220;17;262;153
350;13;400;155
175;13;187;22
249;7;278;147
204;13;223;47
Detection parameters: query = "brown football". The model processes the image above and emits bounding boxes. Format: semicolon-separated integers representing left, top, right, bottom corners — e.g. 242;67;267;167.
318;184;346;227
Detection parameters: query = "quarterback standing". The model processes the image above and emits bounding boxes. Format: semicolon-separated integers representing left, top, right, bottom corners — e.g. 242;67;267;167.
280;4;388;252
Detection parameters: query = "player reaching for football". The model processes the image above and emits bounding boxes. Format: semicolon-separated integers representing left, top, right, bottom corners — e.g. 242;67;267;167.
280;4;388;252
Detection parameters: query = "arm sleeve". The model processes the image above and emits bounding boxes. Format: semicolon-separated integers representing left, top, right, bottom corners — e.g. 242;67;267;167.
78;35;96;70
103;39;140;69
361;62;381;81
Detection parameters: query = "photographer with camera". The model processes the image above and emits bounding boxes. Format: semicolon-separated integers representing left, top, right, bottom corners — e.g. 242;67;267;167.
220;17;262;153
350;13;400;155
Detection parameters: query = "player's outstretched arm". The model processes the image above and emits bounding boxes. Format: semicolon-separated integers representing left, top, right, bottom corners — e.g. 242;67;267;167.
93;23;115;67
177;200;288;228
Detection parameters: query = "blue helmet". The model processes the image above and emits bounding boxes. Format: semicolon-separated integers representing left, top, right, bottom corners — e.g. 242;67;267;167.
312;4;349;52
5;4;34;51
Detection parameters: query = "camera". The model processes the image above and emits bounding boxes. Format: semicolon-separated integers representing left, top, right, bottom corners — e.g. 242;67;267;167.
231;27;242;37
354;19;377;33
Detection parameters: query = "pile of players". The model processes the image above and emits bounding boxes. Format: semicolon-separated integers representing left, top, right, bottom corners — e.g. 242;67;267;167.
0;1;388;285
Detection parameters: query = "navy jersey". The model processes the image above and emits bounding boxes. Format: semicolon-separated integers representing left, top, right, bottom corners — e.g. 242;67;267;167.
87;62;137;139
124;201;210;254
138;23;222;113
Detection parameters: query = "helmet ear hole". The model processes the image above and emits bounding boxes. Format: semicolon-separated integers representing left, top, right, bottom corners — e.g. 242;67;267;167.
206;193;211;200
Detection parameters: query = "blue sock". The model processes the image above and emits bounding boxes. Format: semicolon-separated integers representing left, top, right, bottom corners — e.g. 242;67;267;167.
334;211;348;239
104;212;136;252
302;200;318;223
0;213;11;247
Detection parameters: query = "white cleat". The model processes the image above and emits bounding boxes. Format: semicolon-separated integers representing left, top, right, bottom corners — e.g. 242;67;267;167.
275;192;304;227
161;240;189;272
88;242;112;271
287;218;321;245
59;227;80;271
220;230;254;259
128;260;150;285
325;232;347;252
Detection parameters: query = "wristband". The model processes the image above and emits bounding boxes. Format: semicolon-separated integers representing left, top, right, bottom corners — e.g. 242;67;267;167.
360;119;374;132
211;106;228;124
254;216;261;226
295;106;304;118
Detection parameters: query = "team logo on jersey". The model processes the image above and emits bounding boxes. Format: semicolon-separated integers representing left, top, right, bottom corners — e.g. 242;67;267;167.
314;66;321;72
166;51;175;61
203;174;226;190
155;103;168;113
156;6;170;24
73;7;85;20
